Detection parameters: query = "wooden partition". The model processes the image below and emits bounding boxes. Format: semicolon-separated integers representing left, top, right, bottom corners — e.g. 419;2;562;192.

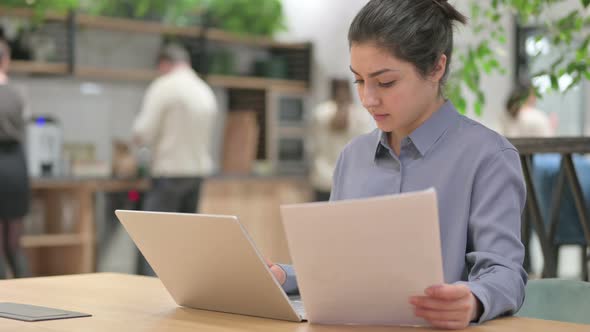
199;177;313;264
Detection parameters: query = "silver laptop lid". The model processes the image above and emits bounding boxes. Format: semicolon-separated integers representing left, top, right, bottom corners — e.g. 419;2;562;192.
116;210;303;322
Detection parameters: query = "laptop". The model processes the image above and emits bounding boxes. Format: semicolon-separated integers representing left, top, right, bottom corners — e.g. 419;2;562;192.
115;210;306;322
280;188;444;326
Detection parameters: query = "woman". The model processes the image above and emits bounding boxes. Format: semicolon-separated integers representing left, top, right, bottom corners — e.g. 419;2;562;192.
309;79;373;201
268;0;527;329
501;82;554;137
0;39;31;278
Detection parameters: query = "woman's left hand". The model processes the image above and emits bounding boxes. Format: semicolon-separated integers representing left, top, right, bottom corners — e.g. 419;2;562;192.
409;284;482;330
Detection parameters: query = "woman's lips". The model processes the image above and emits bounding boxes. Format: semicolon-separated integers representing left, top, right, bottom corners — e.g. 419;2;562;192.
373;114;390;122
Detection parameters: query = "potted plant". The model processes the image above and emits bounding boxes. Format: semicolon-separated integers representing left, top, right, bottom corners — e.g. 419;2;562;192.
206;0;285;37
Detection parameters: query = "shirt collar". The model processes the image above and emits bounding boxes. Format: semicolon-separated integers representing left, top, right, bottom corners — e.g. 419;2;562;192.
374;100;458;158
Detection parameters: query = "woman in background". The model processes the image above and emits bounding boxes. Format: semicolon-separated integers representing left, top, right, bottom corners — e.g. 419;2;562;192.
0;39;30;278
500;82;554;137
309;79;373;201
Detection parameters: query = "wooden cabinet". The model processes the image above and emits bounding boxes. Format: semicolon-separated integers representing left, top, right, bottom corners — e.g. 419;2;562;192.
200;177;312;264
25;179;149;276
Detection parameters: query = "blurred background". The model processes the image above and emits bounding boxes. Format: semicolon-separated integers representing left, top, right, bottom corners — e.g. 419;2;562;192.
0;0;589;283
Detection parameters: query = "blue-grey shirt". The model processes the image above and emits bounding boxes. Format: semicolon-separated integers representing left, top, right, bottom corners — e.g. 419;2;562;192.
279;101;527;323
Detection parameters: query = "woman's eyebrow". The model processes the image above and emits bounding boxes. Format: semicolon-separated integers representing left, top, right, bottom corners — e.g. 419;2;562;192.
349;66;400;78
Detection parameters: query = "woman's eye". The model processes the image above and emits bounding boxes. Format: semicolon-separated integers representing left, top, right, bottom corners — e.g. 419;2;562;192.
353;79;364;85
379;81;396;87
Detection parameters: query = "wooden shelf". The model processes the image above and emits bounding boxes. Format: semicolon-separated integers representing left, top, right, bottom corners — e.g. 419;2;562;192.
206;29;309;50
76;15;307;49
21;234;85;248
8;63;308;93
9;61;69;75
0;6;308;50
72;68;309;93
75;66;157;82
0;6;67;22
32;178;150;191
207;75;308;93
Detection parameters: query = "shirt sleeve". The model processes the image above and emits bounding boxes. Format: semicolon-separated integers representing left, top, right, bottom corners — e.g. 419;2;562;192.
329;148;346;201
277;264;299;295
132;80;167;145
457;147;528;323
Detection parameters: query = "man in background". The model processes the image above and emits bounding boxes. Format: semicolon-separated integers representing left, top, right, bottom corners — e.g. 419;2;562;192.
132;44;218;276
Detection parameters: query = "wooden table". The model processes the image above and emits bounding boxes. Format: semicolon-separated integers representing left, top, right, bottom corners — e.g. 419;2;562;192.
0;273;586;331
509;137;590;278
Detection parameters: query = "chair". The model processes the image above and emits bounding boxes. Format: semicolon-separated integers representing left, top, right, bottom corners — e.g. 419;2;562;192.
532;154;590;280
516;279;590;324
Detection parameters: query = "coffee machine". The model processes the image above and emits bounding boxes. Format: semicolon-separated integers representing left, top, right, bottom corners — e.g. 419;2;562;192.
26;116;62;177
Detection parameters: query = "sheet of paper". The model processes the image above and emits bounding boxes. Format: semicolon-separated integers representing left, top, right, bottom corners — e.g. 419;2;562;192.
281;189;443;326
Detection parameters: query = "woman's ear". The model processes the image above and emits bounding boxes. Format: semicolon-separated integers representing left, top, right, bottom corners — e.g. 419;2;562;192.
430;54;447;83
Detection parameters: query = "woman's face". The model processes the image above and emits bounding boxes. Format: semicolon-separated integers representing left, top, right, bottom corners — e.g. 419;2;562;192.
350;42;445;136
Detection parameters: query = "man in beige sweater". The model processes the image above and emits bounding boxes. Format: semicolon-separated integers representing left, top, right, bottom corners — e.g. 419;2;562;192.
132;44;218;275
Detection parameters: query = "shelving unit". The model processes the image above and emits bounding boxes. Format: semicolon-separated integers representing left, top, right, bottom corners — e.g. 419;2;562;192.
1;6;313;274
0;6;310;85
2;5;312;163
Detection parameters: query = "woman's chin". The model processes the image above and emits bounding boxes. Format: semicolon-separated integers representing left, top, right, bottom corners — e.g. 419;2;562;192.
375;122;396;133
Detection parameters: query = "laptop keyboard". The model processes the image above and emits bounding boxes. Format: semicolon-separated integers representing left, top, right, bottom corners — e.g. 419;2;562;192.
288;296;306;319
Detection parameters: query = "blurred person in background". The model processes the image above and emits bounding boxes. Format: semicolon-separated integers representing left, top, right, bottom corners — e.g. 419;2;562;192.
309;79;373;201
132;44;218;276
0;39;30;278
500;82;555;137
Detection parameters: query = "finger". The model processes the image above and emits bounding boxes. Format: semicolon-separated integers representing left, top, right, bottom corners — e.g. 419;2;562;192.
263;257;273;267
425;284;471;301
410;296;471;312
414;308;467;322
428;319;469;330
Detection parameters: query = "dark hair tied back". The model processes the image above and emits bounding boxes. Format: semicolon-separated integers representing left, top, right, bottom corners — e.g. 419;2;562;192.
349;0;467;94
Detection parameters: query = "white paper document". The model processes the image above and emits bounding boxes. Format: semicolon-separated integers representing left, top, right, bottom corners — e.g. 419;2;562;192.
280;188;443;326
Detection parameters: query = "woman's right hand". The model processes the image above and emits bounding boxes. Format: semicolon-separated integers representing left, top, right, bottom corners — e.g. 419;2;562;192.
264;258;286;285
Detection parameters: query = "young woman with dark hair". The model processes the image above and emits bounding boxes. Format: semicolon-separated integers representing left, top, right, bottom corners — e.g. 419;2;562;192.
268;1;527;328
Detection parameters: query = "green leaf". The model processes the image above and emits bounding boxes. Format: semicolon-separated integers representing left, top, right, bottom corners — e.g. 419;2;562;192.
456;97;467;114
550;56;565;71
550;75;559;90
577;36;590;61
474;100;483;117
582;0;590;8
